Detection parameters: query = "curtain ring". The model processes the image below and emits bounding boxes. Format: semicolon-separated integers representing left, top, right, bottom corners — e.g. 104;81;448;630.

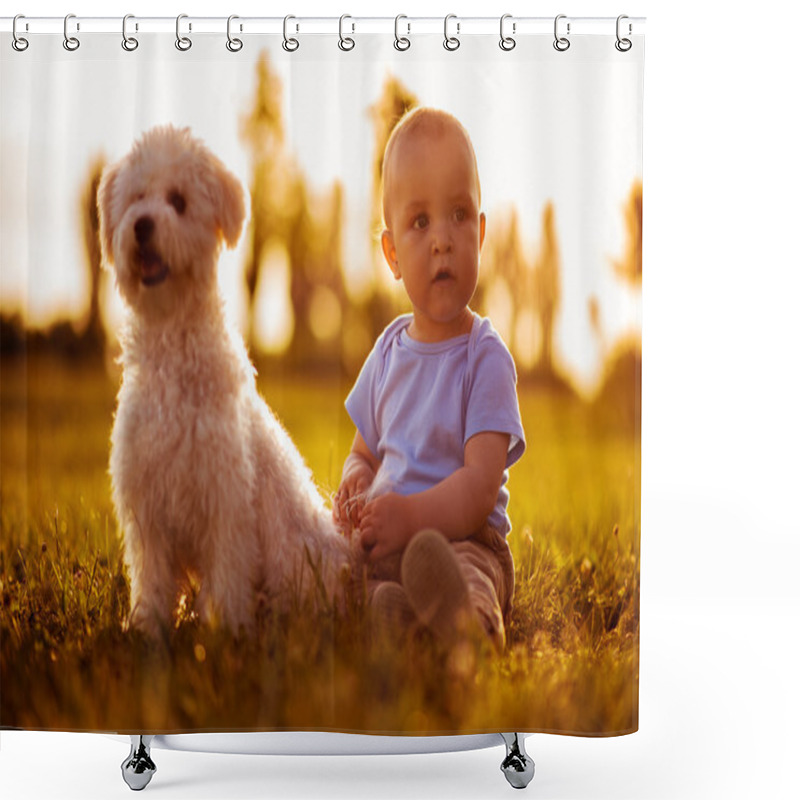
122;14;139;51
12;14;29;52
553;14;570;51
615;15;632;52
338;14;355;51
176;14;192;51
499;14;515;51
394;15;410;51
283;15;299;52
226;15;243;52
443;14;460;51
63;14;80;51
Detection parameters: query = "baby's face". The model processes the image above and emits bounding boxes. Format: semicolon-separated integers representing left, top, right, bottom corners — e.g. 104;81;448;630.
382;125;485;341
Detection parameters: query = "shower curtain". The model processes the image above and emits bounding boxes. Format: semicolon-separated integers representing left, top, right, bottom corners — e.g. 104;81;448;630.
0;16;643;737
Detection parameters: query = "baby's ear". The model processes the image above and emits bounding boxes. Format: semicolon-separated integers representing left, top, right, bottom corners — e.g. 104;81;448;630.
97;159;121;267
479;212;487;251
381;230;401;280
211;161;246;248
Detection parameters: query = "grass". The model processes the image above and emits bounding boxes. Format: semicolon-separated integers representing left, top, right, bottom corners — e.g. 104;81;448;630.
0;354;639;736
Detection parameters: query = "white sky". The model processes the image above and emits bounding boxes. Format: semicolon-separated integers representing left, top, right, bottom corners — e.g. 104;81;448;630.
0;31;643;391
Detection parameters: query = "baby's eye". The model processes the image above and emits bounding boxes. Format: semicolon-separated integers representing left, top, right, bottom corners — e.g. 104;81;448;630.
453;207;466;222
412;214;429;230
168;190;187;215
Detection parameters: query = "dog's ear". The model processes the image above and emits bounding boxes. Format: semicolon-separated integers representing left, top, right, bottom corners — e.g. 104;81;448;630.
97;159;121;267
211;161;246;248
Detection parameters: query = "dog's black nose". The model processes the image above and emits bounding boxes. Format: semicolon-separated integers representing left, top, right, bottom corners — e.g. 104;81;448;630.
134;216;155;244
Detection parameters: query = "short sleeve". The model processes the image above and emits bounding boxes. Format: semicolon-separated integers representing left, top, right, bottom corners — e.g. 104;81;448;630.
344;342;382;460
464;333;526;468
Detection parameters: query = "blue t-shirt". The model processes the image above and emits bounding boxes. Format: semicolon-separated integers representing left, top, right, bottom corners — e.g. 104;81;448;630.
345;313;526;536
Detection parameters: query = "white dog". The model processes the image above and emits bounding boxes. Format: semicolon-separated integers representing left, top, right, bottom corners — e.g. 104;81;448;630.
98;125;350;637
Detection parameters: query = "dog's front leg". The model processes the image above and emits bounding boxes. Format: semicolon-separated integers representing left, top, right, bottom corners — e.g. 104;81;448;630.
195;525;257;635
125;523;178;640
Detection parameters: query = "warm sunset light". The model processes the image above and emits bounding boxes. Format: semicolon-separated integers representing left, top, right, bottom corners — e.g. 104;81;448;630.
1;33;642;741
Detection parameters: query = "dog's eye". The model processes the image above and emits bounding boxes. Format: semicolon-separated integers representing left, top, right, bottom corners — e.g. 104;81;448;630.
168;190;187;215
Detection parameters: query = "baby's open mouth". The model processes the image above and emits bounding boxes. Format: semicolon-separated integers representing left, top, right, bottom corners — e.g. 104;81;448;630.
433;269;454;283
138;249;169;287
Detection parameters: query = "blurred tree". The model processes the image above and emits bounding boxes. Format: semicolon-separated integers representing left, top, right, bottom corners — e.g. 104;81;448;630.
365;76;419;339
479;207;529;356
240;52;292;349
532;202;561;376
285;179;348;369
588;295;605;358
612;179;643;286
0;313;25;355
78;156;106;354
592;179;644;431
241;52;350;370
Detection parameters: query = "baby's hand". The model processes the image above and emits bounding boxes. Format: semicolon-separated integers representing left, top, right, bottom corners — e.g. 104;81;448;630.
333;472;372;537
359;493;413;562
334;434;379;537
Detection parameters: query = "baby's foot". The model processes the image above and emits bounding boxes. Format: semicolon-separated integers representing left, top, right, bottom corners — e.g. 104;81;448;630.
370;581;418;640
401;529;477;644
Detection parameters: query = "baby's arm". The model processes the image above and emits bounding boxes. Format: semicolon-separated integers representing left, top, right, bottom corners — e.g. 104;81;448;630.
333;431;380;535
359;431;510;561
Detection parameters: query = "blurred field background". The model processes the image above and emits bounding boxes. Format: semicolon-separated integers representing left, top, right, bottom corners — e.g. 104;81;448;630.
1;53;640;735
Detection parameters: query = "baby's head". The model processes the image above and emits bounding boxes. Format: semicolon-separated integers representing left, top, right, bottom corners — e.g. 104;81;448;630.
380;108;486;341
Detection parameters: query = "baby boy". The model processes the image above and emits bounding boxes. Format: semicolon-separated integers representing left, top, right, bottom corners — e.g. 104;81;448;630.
334;107;525;649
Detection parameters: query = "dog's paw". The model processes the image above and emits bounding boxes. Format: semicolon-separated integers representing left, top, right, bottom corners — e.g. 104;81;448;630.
128;606;171;646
